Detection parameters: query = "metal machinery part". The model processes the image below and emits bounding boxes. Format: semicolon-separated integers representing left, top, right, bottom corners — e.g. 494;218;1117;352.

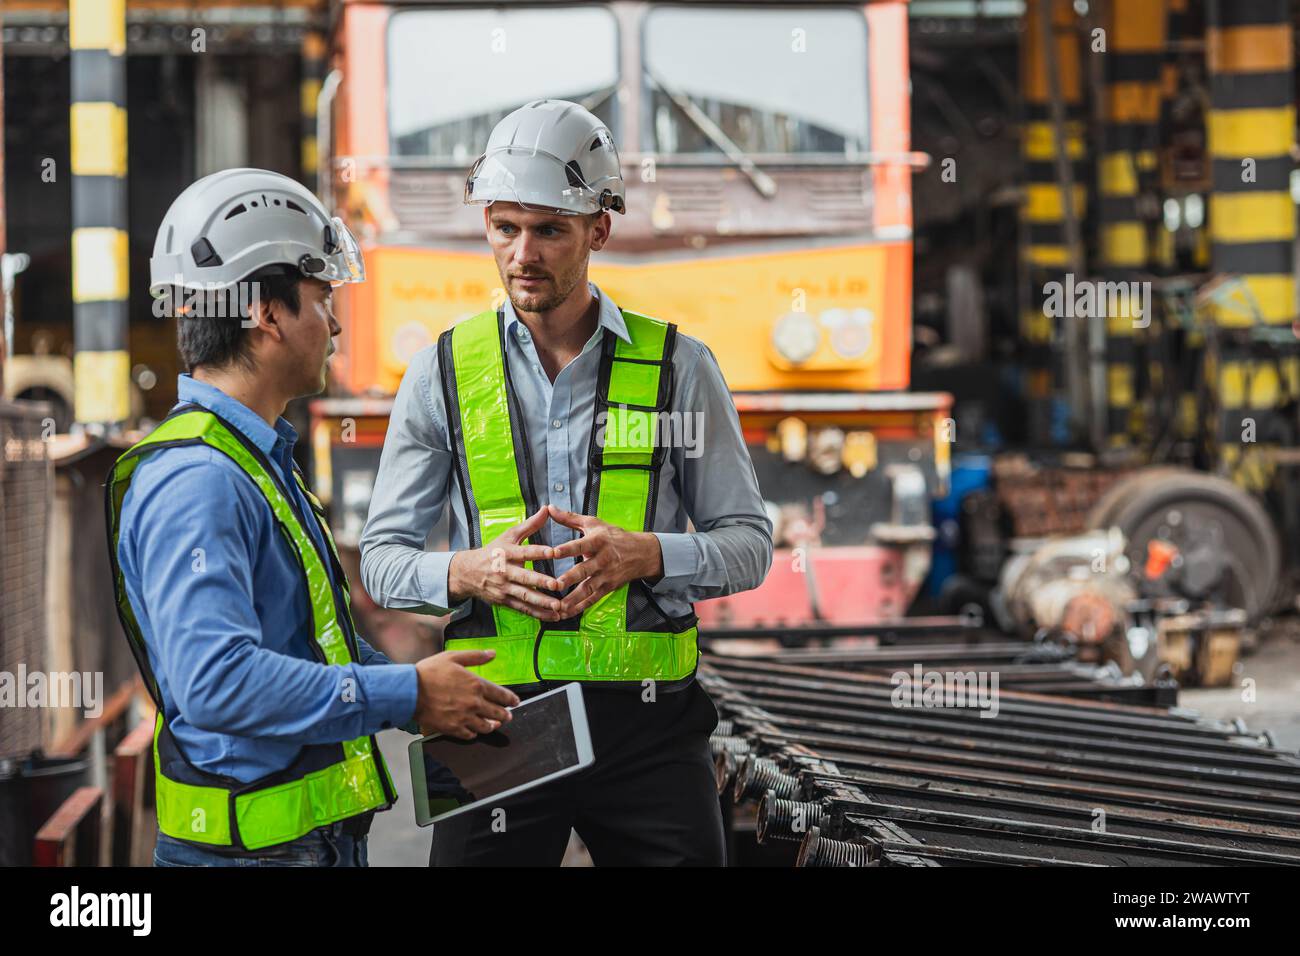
986;468;1278;682
997;528;1137;649
1085;468;1282;623
702;617;1174;705
703;650;1300;868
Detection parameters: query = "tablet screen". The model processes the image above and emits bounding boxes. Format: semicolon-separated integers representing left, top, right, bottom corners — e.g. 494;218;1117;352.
415;685;586;822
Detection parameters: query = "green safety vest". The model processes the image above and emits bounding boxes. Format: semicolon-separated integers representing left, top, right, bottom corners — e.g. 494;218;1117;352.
105;407;396;851
438;307;700;689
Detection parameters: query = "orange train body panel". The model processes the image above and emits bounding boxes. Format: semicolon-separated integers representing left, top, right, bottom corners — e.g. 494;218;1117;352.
339;241;913;398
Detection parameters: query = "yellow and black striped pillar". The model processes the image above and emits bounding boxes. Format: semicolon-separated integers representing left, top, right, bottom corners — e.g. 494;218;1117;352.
1206;0;1296;490
1158;0;1188;133
70;0;129;427
1020;0;1086;445
1099;0;1165;448
1100;1;1163;273
301;30;327;195
1156;0;1203;440
1155;0;1188;272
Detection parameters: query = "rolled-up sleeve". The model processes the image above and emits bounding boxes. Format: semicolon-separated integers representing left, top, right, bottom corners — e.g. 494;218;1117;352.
127;456;417;742
359;347;460;615
651;338;773;602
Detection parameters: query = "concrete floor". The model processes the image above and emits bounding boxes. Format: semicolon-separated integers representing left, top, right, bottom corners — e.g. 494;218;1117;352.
1181;620;1300;753
368;729;592;867
368;730;431;867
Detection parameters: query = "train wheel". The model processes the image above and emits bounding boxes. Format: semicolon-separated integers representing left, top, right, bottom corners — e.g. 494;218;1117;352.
1087;469;1282;622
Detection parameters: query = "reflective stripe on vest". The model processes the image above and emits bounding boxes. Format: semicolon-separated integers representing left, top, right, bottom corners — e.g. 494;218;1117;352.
442;308;699;687
106;408;395;850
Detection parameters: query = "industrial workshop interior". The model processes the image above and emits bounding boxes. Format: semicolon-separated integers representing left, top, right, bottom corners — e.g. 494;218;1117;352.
0;0;1297;930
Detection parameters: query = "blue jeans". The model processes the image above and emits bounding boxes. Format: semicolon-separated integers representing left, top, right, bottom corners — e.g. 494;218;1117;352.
153;822;369;867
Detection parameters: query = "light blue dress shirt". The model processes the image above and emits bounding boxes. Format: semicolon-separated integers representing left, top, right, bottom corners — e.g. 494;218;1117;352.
116;375;418;782
359;282;773;617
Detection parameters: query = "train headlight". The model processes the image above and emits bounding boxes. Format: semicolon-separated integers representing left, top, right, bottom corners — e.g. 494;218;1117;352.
772;312;820;365
777;416;808;462
842;430;877;478
808;428;845;475
823;307;874;359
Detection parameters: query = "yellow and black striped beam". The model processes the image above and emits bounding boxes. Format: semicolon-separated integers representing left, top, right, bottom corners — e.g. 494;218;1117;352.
1156;0;1191;271
1100;0;1163;271
301;29;326;195
1158;0;1202;440
1098;0;1166;447
1157;0;1187;147
1207;0;1294;329
70;0;129;427
1206;0;1296;491
1020;0;1086;444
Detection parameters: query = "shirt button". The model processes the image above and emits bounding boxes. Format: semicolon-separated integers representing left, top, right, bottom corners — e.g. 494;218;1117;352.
532;364;541;374
552;418;562;428
554;482;564;492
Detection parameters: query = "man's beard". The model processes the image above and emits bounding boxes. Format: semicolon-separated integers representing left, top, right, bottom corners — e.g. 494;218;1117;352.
507;269;577;313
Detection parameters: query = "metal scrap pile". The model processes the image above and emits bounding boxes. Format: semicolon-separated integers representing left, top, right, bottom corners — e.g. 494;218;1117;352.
704;651;1300;867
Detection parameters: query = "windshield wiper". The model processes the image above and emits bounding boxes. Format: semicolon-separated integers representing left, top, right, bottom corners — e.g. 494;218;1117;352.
643;66;778;199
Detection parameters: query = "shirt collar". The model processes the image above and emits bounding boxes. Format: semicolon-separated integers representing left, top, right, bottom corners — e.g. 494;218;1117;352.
502;281;631;345
176;374;297;459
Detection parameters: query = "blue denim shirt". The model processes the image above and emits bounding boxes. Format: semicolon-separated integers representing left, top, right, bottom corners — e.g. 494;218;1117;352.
116;375;417;782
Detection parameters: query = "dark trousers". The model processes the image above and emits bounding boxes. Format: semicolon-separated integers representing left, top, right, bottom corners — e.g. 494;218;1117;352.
429;680;725;867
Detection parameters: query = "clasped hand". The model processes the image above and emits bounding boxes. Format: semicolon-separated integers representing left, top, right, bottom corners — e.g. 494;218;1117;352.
447;504;663;622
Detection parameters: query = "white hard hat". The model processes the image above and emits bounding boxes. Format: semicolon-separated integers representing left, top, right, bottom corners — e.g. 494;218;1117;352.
464;99;626;216
149;167;365;297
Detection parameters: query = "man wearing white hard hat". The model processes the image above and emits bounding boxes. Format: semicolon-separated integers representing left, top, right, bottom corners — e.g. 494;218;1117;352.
361;100;773;865
107;169;520;866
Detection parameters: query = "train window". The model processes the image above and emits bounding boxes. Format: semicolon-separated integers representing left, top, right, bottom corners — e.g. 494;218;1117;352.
643;6;869;159
388;7;620;162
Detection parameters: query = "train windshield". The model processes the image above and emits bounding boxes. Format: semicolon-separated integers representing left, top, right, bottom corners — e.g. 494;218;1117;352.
387;6;619;161
644;5;870;159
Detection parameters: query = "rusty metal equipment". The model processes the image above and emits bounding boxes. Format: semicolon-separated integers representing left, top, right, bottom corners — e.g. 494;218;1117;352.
704;651;1300;867
1085;468;1283;624
993;458;1137;538
704;616;1179;705
997;528;1135;645
986;466;1272;686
